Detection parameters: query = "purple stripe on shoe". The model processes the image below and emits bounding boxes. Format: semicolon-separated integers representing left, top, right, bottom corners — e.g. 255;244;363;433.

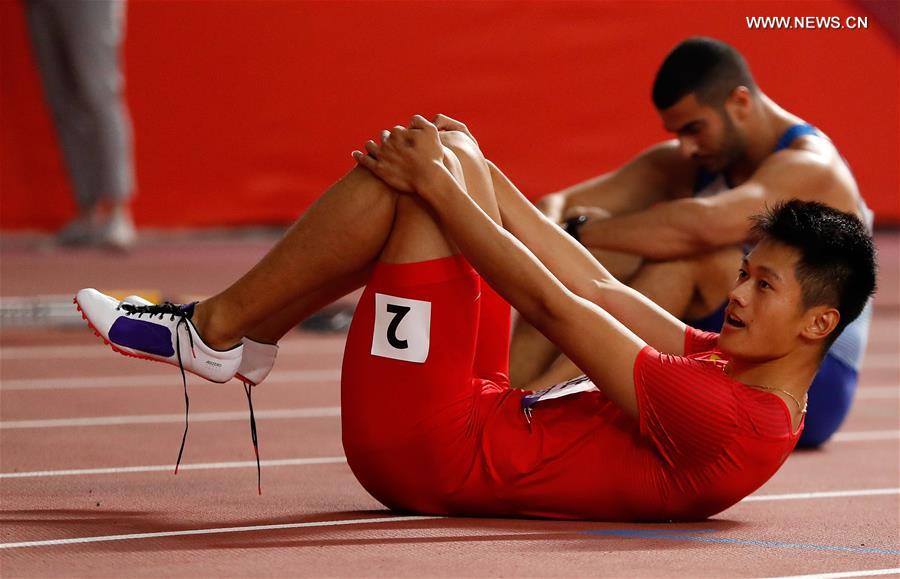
109;318;175;357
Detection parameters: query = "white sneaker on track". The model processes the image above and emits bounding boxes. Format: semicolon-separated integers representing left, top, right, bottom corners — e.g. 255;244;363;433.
121;295;277;386
75;288;241;383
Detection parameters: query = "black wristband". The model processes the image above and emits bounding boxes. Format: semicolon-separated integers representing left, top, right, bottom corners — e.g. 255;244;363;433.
563;215;589;244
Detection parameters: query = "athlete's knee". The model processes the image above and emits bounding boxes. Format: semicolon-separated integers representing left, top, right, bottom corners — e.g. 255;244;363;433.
690;246;743;269
535;193;565;222
348;164;402;200
439;130;482;159
438;137;500;222
440;146;466;186
440;131;489;175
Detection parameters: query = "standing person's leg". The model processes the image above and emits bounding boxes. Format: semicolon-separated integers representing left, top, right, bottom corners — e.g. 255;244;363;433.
57;0;135;248
25;0;99;242
32;0;136;247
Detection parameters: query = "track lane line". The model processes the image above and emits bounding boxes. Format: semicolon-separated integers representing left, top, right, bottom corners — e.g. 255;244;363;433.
0;515;446;550
0;369;341;390
0;489;896;550
831;430;900;442
2;343;896;370
3;376;894;397
0;457;347;478
741;488;899;501
761;568;900;579
0;407;340;428
3;440;900;507
2;404;897;443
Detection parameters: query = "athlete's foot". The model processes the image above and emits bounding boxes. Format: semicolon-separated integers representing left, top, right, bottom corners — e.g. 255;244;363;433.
122;295;277;386
74;289;242;383
236;337;278;386
189;300;245;351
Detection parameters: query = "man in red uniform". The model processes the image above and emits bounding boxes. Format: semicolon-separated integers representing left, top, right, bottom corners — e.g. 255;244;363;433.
76;116;876;521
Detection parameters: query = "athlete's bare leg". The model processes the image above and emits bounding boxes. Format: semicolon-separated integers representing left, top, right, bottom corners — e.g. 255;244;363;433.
190;167;399;349
192;133;498;349
515;246;743;390
242;267;372;344
633;247;742;321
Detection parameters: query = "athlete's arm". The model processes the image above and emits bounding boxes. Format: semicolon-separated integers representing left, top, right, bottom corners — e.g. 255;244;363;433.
536;141;687;223
577;149;843;259
487;160;687;355
356;118;646;417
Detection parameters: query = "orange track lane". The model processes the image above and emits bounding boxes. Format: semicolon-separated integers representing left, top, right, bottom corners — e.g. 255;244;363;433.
2;232;898;577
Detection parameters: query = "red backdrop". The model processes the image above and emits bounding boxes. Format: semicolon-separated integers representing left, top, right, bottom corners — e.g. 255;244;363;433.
1;0;897;230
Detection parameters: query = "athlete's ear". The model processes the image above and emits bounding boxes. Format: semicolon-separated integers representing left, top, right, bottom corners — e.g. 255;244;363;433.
800;305;840;343
727;86;753;121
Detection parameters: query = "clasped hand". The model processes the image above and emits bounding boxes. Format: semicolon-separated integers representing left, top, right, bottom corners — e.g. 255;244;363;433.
352;114;469;196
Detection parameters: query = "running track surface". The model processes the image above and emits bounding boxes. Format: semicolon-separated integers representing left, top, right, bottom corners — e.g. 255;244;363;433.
1;232;898;578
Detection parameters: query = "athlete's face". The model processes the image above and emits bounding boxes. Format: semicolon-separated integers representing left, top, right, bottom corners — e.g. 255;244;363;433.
716;240;829;362
659;93;746;172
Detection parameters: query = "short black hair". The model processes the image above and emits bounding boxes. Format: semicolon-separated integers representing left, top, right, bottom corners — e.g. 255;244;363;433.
750;200;877;348
652;37;757;110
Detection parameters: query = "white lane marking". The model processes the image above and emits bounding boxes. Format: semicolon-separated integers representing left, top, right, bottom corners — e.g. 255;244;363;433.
0;391;896;444
0;407;340;429
742;488;899;502
0;369;341;391
831;430;900;442
761;568;900;579
0;457;347;478
1;370;894;396
0;488;896;550
3;342;895;368
0;515;446;550
0;339;344;360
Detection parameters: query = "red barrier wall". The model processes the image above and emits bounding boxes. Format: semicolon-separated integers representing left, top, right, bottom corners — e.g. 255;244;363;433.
1;0;897;230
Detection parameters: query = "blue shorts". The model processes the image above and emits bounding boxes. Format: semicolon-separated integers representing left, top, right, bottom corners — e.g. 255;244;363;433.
685;302;858;448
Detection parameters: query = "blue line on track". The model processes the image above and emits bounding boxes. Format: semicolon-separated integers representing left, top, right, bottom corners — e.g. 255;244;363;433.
582;529;900;555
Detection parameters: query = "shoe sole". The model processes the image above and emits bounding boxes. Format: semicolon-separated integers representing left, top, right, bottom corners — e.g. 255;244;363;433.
74;297;232;385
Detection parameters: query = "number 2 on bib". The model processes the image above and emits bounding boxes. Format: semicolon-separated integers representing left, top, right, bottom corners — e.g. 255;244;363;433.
371;293;431;363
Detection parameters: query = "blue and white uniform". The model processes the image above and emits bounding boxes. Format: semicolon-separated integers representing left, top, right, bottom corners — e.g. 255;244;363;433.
685;123;874;447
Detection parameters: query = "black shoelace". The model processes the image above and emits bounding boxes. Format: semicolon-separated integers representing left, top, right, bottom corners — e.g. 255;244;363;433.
241;379;261;495
119;302;261;494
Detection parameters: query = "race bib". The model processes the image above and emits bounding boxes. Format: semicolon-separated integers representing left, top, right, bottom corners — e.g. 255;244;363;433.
521;374;599;410
371;293;431;363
